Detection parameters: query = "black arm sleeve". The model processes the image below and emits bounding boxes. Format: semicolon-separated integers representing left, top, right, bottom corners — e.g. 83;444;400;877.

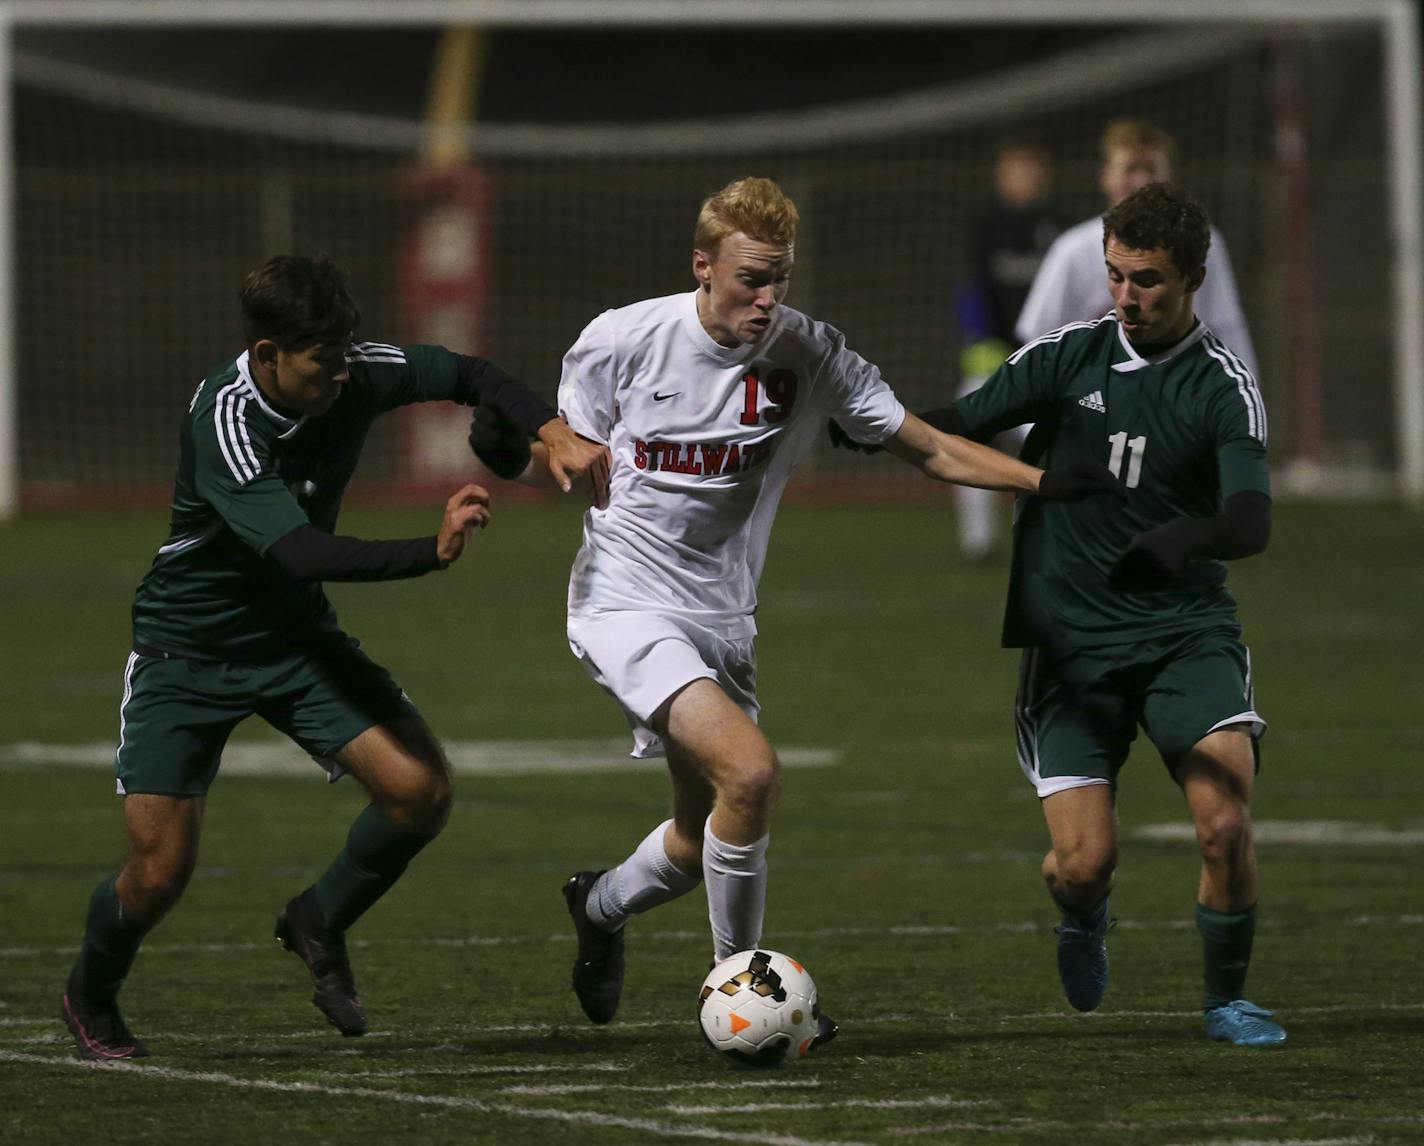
1163;489;1273;562
268;524;444;583
916;404;974;439
1112;489;1271;591
452;354;558;439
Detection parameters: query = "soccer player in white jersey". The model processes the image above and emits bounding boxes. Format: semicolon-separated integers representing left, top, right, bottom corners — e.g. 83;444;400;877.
956;120;1260;560
469;177;1122;1036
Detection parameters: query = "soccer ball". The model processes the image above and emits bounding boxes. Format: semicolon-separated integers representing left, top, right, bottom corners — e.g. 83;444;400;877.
697;949;821;1068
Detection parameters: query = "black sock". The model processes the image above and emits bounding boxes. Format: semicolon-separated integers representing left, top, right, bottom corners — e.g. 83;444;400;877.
1196;902;1256;1010
68;877;148;1005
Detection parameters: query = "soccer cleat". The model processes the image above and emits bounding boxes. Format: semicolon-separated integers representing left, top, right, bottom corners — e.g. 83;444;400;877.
807;1009;838;1053
62;988;150;1061
1054;901;1116;1013
274;888;367;1037
1205;999;1287;1047
562;870;626;1024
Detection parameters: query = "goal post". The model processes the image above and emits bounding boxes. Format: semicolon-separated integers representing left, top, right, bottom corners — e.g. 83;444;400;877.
0;0;1418;516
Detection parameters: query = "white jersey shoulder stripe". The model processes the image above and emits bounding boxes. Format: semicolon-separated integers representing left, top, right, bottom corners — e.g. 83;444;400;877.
214;378;259;484
1007;314;1114;366
348;340;406;364
234;394;262;474
1203;332;1267;443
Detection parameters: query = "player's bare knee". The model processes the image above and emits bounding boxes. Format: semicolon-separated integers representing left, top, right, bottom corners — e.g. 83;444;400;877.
380;770;451;836
1195;806;1250;867
717;755;780;817
118;854;192;925
421;769;454;834
1053;843;1117;893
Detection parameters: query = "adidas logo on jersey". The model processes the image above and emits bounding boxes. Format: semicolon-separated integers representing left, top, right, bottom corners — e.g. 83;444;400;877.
1077;390;1106;413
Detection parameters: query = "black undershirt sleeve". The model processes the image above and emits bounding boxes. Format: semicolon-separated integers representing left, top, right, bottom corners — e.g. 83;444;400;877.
1110;490;1271;590
267;524;444;583
917;405;973;439
452;354;557;439
1152;489;1272;563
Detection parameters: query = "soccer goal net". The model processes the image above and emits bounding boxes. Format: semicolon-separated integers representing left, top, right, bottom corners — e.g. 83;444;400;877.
3;2;1419;513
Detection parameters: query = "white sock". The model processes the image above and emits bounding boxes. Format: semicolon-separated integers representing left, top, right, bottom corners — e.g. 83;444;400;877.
703;818;769;961
586;819;701;931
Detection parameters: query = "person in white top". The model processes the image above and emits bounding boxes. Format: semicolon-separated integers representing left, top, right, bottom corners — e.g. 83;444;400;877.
956;120;1259;561
1017;119;1257;370
469;177;1121;1043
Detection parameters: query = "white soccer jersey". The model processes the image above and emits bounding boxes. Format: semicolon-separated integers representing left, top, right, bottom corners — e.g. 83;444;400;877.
558;289;906;638
1014;215;1258;376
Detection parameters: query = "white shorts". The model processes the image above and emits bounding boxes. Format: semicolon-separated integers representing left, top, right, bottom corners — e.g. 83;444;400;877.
568;611;759;759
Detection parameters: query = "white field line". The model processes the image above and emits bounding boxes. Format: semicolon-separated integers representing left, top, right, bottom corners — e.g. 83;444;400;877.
10;1001;1424;1051
0;739;838;777
670;1096;989;1115
315;1062;634;1078
889;1113;1412;1138
500;1079;824;1096
0;1050;872;1146
9;910;1424;962
1135;820;1424;846
1157;1138;1374;1146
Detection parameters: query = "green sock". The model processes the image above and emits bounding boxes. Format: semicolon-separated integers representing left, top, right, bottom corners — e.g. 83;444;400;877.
1196;902;1256;1010
1051;889;1109;930
313;805;433;934
69;877;148;1004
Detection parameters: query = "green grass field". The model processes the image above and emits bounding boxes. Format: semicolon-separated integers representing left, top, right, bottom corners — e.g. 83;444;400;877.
2;497;1421;1145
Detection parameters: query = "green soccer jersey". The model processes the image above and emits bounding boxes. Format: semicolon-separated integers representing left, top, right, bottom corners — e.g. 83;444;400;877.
956;315;1269;651
132;342;462;659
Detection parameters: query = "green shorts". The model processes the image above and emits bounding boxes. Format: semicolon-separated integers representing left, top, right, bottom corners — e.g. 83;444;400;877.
1014;626;1264;798
114;631;421;797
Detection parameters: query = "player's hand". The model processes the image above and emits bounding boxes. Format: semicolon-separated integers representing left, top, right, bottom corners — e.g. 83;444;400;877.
437;483;491;565
1109;523;1192;591
827;418;884;454
538;418;611;509
1037;457;1126;501
584;445;612;510
468;404;532;480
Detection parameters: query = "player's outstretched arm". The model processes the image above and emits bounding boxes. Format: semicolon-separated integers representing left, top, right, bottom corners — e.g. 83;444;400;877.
883;412;1122;500
536;418;611;505
883;412;1036;491
469;404;610;509
267;484;491;583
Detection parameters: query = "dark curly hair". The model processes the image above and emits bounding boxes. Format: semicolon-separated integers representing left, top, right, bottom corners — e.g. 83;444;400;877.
1101;182;1210;274
241;254;360;351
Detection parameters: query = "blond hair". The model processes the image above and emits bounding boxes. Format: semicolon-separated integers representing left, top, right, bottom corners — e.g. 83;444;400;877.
1100;119;1178;165
693;177;799;257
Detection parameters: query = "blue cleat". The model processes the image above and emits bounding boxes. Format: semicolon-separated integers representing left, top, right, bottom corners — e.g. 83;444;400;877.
1205;999;1287;1046
1055;901;1115;1012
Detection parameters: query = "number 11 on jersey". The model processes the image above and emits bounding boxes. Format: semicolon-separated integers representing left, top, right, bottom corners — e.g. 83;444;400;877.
1107;431;1147;488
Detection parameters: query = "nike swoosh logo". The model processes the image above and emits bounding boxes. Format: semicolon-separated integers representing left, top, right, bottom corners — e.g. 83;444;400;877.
652;391;681;402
